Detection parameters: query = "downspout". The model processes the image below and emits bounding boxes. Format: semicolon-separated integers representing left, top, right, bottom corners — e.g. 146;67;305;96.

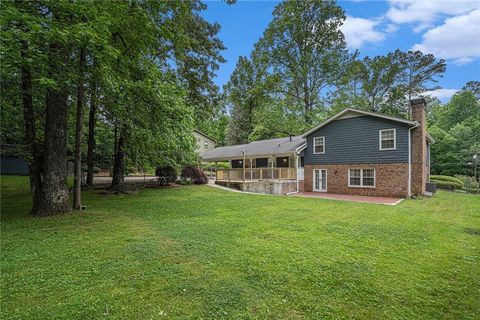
408;125;417;197
287;153;300;195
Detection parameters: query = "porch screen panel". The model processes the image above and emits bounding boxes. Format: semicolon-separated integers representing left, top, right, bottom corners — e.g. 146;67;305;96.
276;157;289;168
231;159;243;168
255;158;268;168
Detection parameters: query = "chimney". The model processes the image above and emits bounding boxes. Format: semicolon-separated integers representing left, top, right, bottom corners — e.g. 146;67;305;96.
410;98;427;196
289;134;292;142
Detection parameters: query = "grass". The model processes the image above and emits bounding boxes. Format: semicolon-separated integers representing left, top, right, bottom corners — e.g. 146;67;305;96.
1;176;479;319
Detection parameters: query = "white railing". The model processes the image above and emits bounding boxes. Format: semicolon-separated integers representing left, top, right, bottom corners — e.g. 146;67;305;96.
216;168;297;181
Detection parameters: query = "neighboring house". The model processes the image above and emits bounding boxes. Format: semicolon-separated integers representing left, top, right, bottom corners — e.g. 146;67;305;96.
193;129;216;158
0;155;29;175
202;98;433;198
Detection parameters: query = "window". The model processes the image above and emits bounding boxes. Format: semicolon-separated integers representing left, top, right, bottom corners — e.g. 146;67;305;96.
362;169;375;187
348;168;375;188
379;129;396;150
313;136;325;154
349;169;361;187
204;141;209;150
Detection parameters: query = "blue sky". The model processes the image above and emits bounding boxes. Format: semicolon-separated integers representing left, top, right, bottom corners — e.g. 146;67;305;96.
202;0;480;102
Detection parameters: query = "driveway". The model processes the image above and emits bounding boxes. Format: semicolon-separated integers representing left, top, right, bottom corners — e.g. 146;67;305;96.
92;176;157;185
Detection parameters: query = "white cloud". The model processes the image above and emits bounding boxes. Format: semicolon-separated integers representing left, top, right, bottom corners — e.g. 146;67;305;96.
340;16;385;49
387;0;479;30
421;88;459;101
412;9;480;64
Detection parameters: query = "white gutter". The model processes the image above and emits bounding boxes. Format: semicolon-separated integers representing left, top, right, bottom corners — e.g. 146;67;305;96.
407;125;418;197
287;153;300;195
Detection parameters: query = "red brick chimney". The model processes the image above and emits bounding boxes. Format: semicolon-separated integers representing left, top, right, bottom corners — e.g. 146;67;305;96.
411;98;427;196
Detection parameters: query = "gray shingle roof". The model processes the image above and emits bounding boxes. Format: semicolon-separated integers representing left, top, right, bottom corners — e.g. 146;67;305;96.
201;136;306;162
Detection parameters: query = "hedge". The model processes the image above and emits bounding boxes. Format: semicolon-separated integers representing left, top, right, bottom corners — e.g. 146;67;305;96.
430;175;464;186
430;179;463;190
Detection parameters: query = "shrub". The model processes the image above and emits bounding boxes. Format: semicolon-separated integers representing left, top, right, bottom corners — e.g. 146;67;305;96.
430;175;464;186
93;166;101;174
455;175;479;192
430;179;463;190
155;166;178;186
181;166;208;184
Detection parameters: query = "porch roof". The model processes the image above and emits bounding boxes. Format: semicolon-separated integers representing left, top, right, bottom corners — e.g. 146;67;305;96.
201;136;306;162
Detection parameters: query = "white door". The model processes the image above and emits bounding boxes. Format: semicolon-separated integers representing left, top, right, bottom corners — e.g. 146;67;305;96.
313;169;327;192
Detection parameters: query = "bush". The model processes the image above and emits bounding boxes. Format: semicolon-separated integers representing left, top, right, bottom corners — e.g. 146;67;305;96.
465;187;480;194
200;162;230;170
430;180;463;190
181;166;208;184
93;166;101;174
155;166;178;186
430;175;464;185
455;175;479;192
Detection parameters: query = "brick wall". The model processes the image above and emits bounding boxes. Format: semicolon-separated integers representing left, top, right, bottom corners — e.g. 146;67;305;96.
298;180;304;192
304;163;408;198
411;99;427;196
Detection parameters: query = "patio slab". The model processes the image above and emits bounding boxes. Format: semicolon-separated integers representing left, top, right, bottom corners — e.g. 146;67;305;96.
292;192;404;205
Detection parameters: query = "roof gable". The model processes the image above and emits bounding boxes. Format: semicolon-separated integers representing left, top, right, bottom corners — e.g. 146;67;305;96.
301;108;417;138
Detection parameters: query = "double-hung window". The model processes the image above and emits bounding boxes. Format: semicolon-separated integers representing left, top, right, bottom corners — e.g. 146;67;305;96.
379;129;396;150
313;136;325;154
348;168;375;188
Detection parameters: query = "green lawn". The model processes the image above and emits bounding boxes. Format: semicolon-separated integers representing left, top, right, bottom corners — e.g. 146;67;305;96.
1;176;479;319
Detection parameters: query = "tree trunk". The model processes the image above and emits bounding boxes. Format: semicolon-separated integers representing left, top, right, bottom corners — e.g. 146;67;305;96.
20;38;42;210
86;80;97;187
110;126;126;194
73;48;86;210
34;42;71;216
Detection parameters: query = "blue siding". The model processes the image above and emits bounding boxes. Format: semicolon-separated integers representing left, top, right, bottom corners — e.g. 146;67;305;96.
304;115;410;164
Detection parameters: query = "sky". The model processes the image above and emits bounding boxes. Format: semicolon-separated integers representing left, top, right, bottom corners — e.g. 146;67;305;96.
201;0;480;102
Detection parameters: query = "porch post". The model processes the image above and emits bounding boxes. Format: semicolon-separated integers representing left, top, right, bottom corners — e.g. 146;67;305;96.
215;161;218;181
271;155;274;180
242;151;246;182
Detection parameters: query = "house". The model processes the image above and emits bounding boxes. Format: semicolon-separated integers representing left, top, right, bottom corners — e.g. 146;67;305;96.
193;129;216;158
202;98;433;198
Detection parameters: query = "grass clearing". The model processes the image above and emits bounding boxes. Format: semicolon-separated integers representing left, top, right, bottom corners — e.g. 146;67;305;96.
1;176;479;319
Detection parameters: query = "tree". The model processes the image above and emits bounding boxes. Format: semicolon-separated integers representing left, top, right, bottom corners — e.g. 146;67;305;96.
224;56;270;144
1;0;225;213
463;80;480;99
353;53;402;113
429;90;480;176
73;48;86;210
395;50;446;115
256;0;347;125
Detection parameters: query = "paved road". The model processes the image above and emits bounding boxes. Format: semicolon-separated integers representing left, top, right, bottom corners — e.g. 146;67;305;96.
92;176;157;185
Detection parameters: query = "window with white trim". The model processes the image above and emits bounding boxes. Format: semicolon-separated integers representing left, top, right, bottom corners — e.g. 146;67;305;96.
348;168;375;188
204;141;209;150
313;136;325;154
379;129;396;150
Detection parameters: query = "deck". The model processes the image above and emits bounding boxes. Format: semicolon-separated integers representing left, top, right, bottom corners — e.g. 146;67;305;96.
216;168;297;182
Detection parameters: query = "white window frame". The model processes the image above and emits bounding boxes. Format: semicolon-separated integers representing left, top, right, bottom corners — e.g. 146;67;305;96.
379;129;396;151
348;168;376;188
204;140;209;150
313;136;325;154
